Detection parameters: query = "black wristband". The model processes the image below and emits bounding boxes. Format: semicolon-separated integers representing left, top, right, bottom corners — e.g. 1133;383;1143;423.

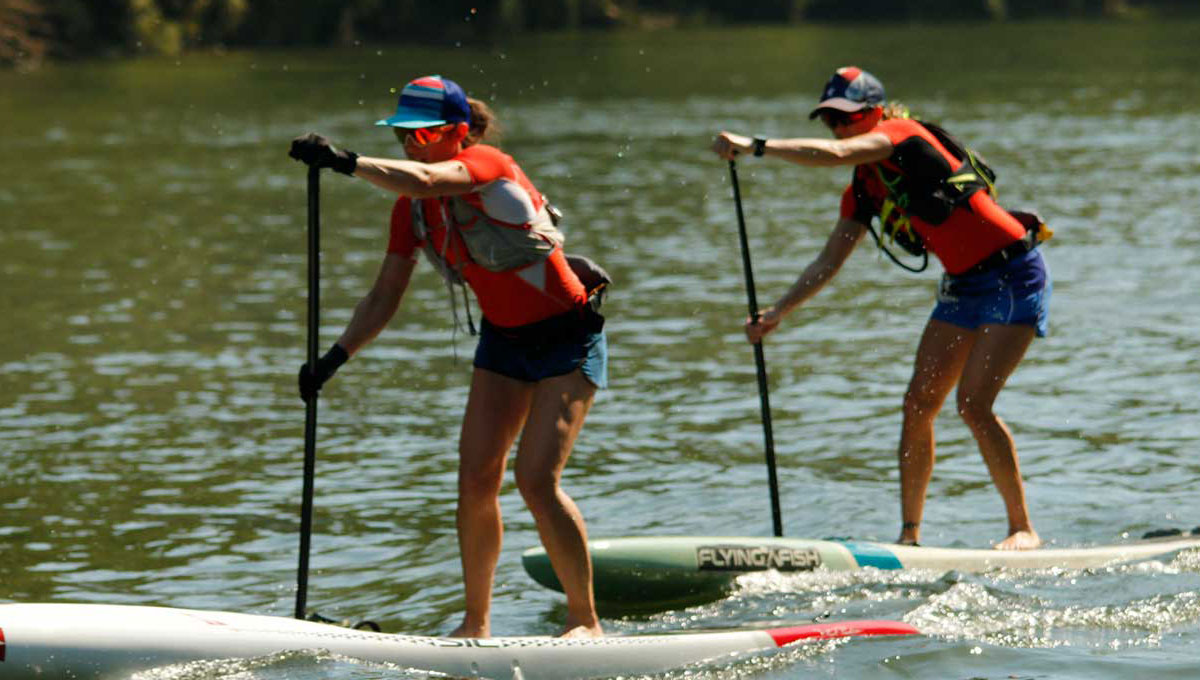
752;136;767;157
320;343;350;374
331;151;358;176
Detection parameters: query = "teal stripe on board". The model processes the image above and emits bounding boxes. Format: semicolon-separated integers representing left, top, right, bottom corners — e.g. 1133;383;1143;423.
839;541;903;569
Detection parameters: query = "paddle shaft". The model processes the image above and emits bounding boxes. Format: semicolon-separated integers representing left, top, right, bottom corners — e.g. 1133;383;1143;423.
295;165;320;619
728;160;783;537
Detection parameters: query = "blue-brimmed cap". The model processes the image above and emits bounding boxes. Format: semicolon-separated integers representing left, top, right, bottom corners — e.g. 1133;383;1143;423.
375;75;471;129
808;66;886;119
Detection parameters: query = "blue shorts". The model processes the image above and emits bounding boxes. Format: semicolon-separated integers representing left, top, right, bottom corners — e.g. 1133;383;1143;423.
473;322;608;389
931;248;1051;337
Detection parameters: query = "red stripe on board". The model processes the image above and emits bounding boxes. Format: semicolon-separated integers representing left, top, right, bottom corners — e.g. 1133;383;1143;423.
1;626;6;661
768;620;919;647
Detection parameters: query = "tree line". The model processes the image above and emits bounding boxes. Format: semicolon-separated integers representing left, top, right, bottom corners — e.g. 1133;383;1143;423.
2;0;1192;69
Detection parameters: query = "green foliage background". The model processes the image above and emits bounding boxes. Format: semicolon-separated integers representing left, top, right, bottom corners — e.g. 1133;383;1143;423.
2;0;1195;67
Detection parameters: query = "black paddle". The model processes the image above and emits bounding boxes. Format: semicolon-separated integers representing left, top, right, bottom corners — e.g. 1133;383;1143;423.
728;159;783;537
295;165;321;619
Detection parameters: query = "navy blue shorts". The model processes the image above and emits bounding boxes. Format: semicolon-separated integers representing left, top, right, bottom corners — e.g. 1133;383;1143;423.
473;322;608;389
931;248;1051;337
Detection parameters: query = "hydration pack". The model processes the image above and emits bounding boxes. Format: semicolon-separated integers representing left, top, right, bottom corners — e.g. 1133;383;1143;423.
413;196;563;282
867;120;999;269
412;197;611;334
876;122;996;236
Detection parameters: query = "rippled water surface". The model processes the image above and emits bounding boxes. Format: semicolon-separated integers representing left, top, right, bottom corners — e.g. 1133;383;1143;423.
2;20;1200;679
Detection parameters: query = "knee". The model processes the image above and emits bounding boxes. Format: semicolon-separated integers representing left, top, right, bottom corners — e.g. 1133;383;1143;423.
903;385;944;423
956;391;995;430
515;468;559;516
458;472;502;507
458;456;505;504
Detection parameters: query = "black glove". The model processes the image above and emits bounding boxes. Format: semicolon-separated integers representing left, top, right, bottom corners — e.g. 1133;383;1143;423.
298;344;350;403
289;133;358;175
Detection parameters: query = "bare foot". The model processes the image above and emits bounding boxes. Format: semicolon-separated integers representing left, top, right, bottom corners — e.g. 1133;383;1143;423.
994;529;1041;551
560;623;604;639
896;521;920;547
448;621;489;638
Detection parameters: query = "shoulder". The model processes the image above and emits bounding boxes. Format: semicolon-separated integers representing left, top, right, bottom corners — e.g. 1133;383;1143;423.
454;144;516;182
455;143;508;162
873;118;928;145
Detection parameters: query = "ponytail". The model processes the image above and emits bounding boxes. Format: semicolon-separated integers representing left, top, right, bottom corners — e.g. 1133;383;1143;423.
881;101;912;121
465;97;501;147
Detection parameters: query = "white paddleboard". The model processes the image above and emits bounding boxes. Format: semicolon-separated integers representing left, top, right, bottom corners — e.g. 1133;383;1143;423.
523;530;1200;604
0;602;918;679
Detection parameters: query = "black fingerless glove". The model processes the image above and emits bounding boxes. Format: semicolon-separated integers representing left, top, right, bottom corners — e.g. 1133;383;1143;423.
298;344;350;403
288;133;358;175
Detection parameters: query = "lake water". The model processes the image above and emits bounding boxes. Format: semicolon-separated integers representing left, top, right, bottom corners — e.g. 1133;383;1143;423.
2;19;1199;680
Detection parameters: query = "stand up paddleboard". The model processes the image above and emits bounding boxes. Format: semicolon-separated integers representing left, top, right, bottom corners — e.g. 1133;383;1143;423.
523;529;1200;605
0;603;917;680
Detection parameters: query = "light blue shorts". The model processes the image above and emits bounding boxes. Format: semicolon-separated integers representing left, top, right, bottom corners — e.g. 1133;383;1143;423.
931;249;1051;337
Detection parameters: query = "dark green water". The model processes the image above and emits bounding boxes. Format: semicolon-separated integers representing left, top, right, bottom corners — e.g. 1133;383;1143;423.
2;20;1199;679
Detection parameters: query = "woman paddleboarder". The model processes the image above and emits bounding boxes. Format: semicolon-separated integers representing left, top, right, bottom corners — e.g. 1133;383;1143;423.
289;75;606;637
711;66;1050;551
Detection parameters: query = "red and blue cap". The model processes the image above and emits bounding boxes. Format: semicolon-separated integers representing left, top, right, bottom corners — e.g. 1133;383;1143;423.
376;75;471;129
808;66;886;119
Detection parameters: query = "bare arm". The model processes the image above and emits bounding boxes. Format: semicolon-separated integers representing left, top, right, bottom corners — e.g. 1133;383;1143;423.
353;157;476;198
775;218;867;314
337;253;417;355
713;131;893;167
746;218;868;343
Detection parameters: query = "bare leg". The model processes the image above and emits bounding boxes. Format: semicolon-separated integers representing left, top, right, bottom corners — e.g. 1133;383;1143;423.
897;320;974;545
450;368;534;638
514;369;602;638
956;324;1041;550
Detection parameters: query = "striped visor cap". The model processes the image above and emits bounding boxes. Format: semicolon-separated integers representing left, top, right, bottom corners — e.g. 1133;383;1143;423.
376;75;471;129
808;66;886;119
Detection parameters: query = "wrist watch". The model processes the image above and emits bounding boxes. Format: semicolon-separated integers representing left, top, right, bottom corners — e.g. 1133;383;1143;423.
752;136;768;157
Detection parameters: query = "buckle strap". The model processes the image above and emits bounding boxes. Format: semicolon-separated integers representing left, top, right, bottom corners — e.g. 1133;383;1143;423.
962;234;1035;276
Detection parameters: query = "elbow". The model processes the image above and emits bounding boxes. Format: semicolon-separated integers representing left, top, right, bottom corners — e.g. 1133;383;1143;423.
821;259;845;279
825;142;857;164
361;286;401;319
814;250;850;279
374;288;404;316
404;171;439;198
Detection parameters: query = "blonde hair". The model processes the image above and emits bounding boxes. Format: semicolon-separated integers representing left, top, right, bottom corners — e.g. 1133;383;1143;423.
465;98;501;147
881;101;912;121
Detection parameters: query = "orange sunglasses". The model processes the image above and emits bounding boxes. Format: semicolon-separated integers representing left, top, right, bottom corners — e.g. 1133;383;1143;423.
394;123;457;147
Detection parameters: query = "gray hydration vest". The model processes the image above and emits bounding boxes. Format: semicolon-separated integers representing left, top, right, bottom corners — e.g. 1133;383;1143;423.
412;195;566;333
413;195;564;281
